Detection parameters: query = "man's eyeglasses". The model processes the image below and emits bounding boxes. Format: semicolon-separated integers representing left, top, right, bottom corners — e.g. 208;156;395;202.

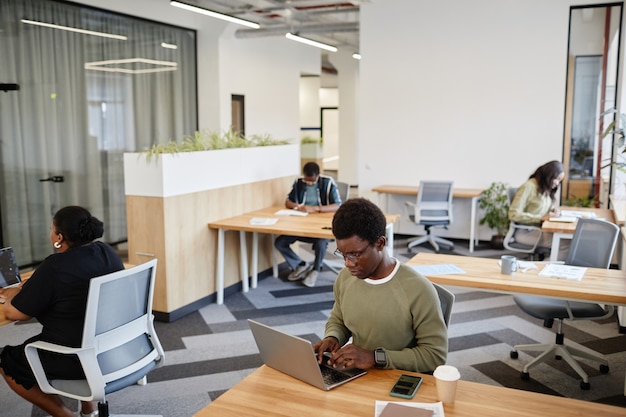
334;246;371;263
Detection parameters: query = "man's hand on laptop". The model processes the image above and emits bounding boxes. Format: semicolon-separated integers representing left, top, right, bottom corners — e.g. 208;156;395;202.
326;344;374;370
314;337;372;370
313;336;340;365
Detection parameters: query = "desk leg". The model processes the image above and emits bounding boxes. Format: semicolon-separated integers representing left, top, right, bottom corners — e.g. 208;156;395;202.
239;231;249;293
470;196;479;253
217;229;225;305
376;192;388;213
251;232;258;289
618;306;626;332
272;234;278;277
386;223;394;257
550;232;571;262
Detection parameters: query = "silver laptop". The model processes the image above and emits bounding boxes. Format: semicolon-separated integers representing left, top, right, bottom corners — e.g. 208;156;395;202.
248;319;367;390
0;247;21;289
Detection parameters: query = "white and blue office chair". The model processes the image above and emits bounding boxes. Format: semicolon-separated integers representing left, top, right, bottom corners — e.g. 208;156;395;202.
25;259;165;416
510;218;620;389
503;187;543;259
405;181;454;252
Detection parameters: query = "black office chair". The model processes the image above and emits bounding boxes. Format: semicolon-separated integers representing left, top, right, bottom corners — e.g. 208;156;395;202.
502;187;543;259
509;218;620;389
405;181;454;252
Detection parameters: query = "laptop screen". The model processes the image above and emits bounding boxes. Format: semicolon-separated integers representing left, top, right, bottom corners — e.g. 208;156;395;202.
0;247;21;288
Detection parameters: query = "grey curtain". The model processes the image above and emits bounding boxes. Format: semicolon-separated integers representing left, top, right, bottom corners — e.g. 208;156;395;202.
0;0;196;264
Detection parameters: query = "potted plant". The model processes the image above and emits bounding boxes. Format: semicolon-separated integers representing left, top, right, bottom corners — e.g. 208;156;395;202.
479;182;510;249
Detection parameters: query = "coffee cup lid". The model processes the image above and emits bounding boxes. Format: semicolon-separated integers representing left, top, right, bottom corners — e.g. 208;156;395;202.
433;365;460;381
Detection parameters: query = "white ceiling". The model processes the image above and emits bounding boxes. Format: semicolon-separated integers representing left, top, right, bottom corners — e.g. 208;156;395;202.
181;0;363;52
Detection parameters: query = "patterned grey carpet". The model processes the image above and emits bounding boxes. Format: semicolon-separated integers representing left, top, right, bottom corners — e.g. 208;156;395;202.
1;237;625;416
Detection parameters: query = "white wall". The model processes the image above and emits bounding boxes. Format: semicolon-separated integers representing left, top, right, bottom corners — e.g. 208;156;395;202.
300;77;321;129
219;26;319;141
357;0;613;199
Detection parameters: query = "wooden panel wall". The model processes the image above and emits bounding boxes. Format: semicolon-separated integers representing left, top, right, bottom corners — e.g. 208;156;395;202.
126;176;293;313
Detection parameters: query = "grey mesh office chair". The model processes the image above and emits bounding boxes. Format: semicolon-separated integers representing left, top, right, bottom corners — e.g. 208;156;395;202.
502;187;543;258
25;260;165;416
335;181;350;202
405;181;454;252
433;283;455;328
509;219;620;389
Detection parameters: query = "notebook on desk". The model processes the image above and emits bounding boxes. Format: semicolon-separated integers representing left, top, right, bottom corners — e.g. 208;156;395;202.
248;319;367;391
0;247;21;289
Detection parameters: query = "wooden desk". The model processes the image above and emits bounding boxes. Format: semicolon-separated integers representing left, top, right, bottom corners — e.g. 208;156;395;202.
541;207;616;261
193;365;625;417
208;206;400;304
610;196;626;226
373;185;483;252
0;303;11;326
0;270;34;326
407;253;626;305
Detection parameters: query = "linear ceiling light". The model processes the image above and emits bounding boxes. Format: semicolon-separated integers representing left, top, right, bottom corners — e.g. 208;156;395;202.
352;53;361;60
20;19;127;40
170;1;260;29
285;33;337;52
161;42;178;49
85;58;177;74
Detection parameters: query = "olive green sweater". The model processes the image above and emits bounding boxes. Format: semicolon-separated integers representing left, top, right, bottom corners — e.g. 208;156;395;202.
324;262;447;373
509;178;554;225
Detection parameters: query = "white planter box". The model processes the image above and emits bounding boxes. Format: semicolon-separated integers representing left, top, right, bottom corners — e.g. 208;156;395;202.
124;144;300;197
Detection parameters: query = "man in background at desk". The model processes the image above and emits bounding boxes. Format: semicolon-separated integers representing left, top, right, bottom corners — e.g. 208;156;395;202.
313;198;447;372
275;162;342;287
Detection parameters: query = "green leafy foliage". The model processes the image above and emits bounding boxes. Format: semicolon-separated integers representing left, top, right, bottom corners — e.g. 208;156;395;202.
142;128;290;162
600;109;626;174
479;182;510;236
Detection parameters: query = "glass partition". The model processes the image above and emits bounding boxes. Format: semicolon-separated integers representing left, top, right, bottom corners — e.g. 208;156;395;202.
562;4;623;206
0;0;197;265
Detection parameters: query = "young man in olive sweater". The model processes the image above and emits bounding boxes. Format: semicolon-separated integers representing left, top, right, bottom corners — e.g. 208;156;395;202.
313;198;448;373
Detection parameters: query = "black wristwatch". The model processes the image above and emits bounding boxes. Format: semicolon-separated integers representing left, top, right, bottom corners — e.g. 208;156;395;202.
374;348;387;368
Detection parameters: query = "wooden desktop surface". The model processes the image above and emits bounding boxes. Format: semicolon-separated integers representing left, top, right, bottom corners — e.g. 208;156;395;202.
0;303;11;326
541;207;616;234
208;205;400;238
407;253;626;305
193;365;625;417
372;185;483;199
609;196;625;226
0;270;34;326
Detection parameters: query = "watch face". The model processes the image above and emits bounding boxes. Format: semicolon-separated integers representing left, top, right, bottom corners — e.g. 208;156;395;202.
375;349;386;363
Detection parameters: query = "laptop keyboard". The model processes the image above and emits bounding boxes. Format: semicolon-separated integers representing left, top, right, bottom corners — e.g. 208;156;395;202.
320;365;350;386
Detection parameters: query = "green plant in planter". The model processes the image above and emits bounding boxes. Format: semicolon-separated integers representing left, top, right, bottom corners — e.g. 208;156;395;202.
301;136;322;145
142;128;290;162
479;182;510;237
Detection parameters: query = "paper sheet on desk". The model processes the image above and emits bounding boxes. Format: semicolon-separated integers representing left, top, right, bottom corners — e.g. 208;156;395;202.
411;264;465;275
274;209;308;217
249;217;278;225
560;210;597;219
538;263;586;281
375;401;444;417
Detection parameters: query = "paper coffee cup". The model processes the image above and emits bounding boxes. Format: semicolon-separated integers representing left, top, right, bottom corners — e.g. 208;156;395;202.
433;365;460;404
